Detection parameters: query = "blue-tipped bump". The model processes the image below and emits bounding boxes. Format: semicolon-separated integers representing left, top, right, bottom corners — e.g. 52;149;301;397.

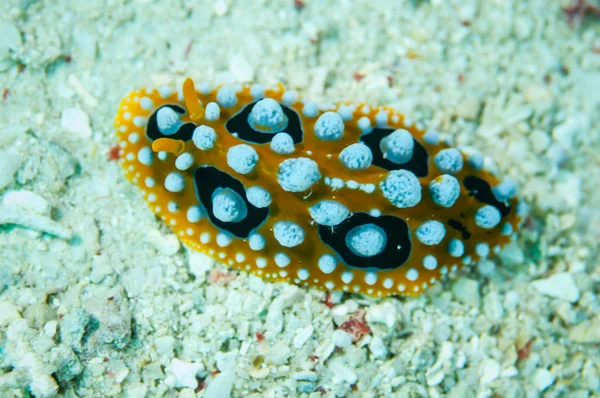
164;172;186;193
302;102;319;117
192;125;217;150
227;144;258;174
277;157;321;192
274;252;290;267
270;132;295;154
212;188;248;223
380;129;414;164
337;105;354;121
156;107;182;135
448;239;465;257
246;186;272;209
318;254;337;274
248;98;288;133
216;86;237;108
308;200;350;227
186;206;204;223
416;220;446;246
375;111;388;126
345;224;387;257
314;111;345;141
273;221;305;248
250;84;264;99
198;82;211;95
492;179;518;202
475;242;490;257
422;130;439;145
204;102;220;121
249;233;266;251
380;170;422;208
357;116;371;131
467;152;484;170
282;91;298;105
422;255;437;270
429;174;460;208
475;205;501;229
175;152;194;171
339;143;373;170
434;148;464;174
501;223;513;236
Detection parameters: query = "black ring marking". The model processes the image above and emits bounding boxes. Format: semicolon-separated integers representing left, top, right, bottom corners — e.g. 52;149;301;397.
360;128;429;177
447;218;471;240
194;166;268;238
146;105;196;142
225;101;303;144
319;212;411;270
463;176;510;217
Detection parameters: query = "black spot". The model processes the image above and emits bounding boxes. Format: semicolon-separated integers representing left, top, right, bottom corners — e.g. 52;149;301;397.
319;213;411;270
225;101;303;144
447;219;471;240
463;176;510;217
146;105;196;142
360;128;429;177
194;166;268;238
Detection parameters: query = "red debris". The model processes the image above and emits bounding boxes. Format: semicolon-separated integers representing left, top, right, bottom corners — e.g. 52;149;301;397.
2;89;8;100
107;144;121;161
324;292;334;309
256;331;265;342
562;0;600;27
195;380;206;392
517;339;534;361
458;73;464;83
339;310;371;343
64;55;72;63
294;0;305;10
209;269;235;286
353;72;365;82
386;75;393;87
309;355;319;362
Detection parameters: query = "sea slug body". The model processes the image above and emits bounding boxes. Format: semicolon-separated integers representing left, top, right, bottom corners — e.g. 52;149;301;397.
114;77;523;297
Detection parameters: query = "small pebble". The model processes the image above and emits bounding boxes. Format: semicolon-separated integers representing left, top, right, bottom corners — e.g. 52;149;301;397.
531;272;580;303
532;368;555;392
0;151;22;191
332;330;353;348
61;107;93;138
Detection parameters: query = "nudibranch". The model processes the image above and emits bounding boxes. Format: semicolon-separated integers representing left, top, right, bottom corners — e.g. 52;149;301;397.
114;78;523;297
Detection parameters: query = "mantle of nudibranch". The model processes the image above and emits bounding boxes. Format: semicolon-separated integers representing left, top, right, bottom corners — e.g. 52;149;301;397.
114;78;524;297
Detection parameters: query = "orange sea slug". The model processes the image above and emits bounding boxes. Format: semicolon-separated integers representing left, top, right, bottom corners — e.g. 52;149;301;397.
114;77;524;297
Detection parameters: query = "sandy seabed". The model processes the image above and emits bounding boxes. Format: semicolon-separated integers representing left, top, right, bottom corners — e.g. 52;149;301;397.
0;0;599;397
